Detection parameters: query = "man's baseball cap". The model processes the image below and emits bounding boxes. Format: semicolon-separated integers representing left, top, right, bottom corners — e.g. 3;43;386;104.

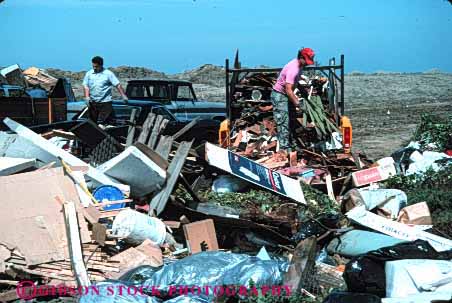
299;48;315;65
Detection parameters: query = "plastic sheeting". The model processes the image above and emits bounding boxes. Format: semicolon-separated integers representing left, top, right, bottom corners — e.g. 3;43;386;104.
121;251;288;299
212;175;250;193
112;209;167;245
406;150;451;176
327;230;407;257
163;294;211;303
343;240;452;297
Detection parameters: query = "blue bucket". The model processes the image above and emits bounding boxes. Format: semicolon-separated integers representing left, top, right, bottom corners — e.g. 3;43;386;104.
93;185;125;211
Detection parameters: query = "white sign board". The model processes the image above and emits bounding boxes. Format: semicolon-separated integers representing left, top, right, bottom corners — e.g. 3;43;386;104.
347;207;452;252
205;143;306;204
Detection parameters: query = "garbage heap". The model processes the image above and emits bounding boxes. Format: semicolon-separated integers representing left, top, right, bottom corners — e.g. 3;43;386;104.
0;109;451;303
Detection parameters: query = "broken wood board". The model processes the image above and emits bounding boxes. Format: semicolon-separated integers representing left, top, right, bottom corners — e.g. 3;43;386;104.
172;117;200;141
183;219;219;254
283;237;317;293
125;108;138;147
205;142;306;204
150;140;193;215
137;113;156;144
347;207;452;252
155;135;174;160
63;201;91;287
107;239;163;279
0;168;90;266
147;115;163;149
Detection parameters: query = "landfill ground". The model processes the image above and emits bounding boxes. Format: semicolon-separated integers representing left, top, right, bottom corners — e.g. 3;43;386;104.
52;66;452;160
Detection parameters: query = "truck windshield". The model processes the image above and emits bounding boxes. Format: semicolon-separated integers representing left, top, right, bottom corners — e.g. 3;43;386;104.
176;85;195;101
128;83;169;100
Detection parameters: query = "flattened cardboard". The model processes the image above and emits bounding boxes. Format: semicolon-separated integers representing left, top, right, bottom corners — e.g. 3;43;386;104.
0;168;90;265
397;202;432;225
183;219;219;254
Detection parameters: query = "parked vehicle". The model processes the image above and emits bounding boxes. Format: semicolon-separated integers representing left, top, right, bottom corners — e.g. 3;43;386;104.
125;79;226;122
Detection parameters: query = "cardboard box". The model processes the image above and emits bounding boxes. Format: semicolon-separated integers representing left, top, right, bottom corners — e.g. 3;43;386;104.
183;219;219;254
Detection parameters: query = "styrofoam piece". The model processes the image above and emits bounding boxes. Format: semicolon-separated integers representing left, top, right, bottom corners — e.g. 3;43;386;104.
406;151;451;176
2;118;129;193
385;259;452;298
97;146;167;197
0;157;36;176
0;132;17;156
112;209;166;245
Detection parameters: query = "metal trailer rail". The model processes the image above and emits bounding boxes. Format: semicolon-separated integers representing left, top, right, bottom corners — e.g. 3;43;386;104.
225;51;345;124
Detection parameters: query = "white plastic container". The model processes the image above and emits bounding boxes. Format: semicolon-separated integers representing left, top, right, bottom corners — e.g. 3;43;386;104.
112;209;166;245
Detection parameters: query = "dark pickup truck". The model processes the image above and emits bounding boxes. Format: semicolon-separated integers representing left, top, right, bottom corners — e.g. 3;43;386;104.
126;79;226;122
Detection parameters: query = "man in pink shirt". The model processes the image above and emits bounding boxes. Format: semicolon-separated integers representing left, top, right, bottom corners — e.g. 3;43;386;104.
271;48;315;151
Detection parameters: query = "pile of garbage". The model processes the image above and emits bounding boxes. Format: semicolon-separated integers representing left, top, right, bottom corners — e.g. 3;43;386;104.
0;104;451;303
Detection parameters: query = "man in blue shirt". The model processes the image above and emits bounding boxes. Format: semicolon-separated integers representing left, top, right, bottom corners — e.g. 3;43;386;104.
83;56;128;124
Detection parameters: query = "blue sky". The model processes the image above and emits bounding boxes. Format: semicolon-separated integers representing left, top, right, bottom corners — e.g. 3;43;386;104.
1;0;451;73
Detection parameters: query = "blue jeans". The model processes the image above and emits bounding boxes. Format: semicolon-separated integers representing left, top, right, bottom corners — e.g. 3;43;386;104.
271;90;291;150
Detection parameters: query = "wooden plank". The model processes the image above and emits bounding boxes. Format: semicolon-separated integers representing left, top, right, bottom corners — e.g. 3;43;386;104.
63;201;91;287
8;264;71;281
126;108;138;147
93;199;133;208
283;237;317;293
91;223;107;246
159;118;169;133
147;115;164;150
150;140;193;215
98;209;127;218
155;135;174;160
0;288;21;302
172;117;200;141
82;205;101;224
137;113;155;144
325;174;336;201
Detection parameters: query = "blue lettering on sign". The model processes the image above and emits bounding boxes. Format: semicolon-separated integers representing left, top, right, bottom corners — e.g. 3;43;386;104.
228;151;287;195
